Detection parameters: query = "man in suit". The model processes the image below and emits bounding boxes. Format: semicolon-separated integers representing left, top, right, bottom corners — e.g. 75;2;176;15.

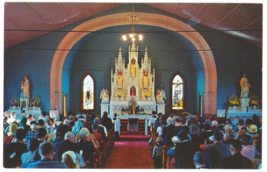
55;131;80;161
175;131;200;169
94;117;106;140
161;117;175;146
223;139;252;169
204;131;231;168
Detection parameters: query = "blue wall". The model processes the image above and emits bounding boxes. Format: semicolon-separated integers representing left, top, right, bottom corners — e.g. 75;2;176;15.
68;25;204;115
4;3;262;114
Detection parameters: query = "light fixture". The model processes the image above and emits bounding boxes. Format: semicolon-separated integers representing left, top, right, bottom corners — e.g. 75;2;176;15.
122;3;143;42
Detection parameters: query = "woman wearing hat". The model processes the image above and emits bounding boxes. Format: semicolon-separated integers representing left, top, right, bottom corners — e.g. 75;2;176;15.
248;125;257;141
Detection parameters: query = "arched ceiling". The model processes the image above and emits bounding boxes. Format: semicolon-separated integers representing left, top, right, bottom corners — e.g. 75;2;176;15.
4;3;262;49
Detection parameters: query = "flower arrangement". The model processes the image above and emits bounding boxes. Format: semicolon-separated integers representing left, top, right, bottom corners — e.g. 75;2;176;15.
31;100;38;107
11;100;18;107
251;100;259;106
143;90;150;97
230;99;239;106
116;90;123;97
178;101;183;107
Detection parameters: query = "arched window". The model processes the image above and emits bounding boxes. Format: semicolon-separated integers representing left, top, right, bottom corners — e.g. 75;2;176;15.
80;71;96;111
171;71;186;111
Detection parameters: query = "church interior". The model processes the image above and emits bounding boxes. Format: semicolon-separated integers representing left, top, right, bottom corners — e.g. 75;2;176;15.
3;2;263;169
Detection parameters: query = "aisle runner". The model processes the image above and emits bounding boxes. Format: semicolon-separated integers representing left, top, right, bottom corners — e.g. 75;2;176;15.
105;141;154;169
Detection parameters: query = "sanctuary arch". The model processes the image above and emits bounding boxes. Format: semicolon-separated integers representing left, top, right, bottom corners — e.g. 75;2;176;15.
50;12;217;114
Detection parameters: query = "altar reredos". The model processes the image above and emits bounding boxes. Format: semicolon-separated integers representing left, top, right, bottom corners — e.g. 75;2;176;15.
110;42;156;115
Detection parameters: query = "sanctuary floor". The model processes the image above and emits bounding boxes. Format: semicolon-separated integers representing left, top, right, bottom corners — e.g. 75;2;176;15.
105;141;154;168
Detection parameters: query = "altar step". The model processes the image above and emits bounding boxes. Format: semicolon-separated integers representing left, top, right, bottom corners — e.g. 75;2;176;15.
119;132;150;141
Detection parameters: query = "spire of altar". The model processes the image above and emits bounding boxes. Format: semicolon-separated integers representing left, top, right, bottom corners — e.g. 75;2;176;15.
118;46;122;63
144;46;149;63
131;41;135;51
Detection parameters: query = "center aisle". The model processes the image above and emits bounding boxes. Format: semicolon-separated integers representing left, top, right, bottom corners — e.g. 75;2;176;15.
105;141;154;169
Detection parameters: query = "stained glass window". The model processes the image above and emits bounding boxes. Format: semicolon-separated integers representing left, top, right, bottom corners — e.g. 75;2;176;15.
172;74;184;110
83;75;94;110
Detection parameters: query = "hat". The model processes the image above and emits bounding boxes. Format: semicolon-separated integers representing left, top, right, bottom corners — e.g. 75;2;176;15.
172;136;179;144
62;151;76;164
249;125;257;134
224;124;233;132
10;123;18;135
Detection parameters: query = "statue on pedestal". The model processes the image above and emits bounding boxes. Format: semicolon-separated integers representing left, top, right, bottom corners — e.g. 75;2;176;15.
100;89;109;104
156;89;166;103
240;74;251;98
21;75;30;98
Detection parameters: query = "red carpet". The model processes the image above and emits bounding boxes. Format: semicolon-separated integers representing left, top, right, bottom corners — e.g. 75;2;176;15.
105;141;154;169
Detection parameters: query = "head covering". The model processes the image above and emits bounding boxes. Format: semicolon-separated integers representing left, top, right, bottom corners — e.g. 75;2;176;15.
249;125;257;134
62;151;76;163
224;124;233;132
172;136;179;144
63;119;70;125
10;123;18;135
19;117;27;127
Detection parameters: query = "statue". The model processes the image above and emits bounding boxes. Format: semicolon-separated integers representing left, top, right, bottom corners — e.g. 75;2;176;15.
143;70;149;89
116;70;123;89
21;74;30;98
240;74;251;98
130;86;136;96
156;89;166;103
130;59;136;76
100;89;109;104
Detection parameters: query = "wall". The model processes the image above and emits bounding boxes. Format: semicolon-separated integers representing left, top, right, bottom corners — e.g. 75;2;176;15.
68;25;204;115
4;3;262;114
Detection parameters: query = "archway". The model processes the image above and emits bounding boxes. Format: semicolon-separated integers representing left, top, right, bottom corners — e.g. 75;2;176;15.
50;12;217;114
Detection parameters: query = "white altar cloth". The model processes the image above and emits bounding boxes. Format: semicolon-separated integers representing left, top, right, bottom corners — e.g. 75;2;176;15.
226;111;262;125
109;114;155;135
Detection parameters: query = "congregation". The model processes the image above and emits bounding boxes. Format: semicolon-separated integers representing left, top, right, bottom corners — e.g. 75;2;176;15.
150;113;262;169
3;110;262;169
3;111;118;168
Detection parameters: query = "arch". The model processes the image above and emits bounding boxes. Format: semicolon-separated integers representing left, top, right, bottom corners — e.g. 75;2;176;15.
50;12;217;114
170;71;186;111
79;71;96;112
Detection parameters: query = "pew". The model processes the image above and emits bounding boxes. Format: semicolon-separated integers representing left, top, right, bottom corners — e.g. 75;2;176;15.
162;145;172;169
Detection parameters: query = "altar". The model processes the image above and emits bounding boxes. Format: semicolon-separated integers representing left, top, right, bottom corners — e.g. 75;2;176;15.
101;42;165;117
108;114;155;135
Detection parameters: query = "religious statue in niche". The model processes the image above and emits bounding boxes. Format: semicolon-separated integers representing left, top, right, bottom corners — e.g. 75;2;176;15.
143;70;149;89
240;74;251;98
116;70;123;89
20;74;30;98
100;89;109;104
156;89;166;104
130;86;136;96
130;59;136;77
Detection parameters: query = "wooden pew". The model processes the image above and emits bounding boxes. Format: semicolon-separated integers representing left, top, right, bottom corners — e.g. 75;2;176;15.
162;145;172;169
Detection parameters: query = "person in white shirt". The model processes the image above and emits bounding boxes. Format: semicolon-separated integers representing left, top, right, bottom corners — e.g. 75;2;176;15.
8;112;17;124
112;113;121;141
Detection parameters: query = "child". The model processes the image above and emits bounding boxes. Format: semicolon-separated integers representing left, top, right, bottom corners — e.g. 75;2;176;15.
152;136;164;169
112;113;121;141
